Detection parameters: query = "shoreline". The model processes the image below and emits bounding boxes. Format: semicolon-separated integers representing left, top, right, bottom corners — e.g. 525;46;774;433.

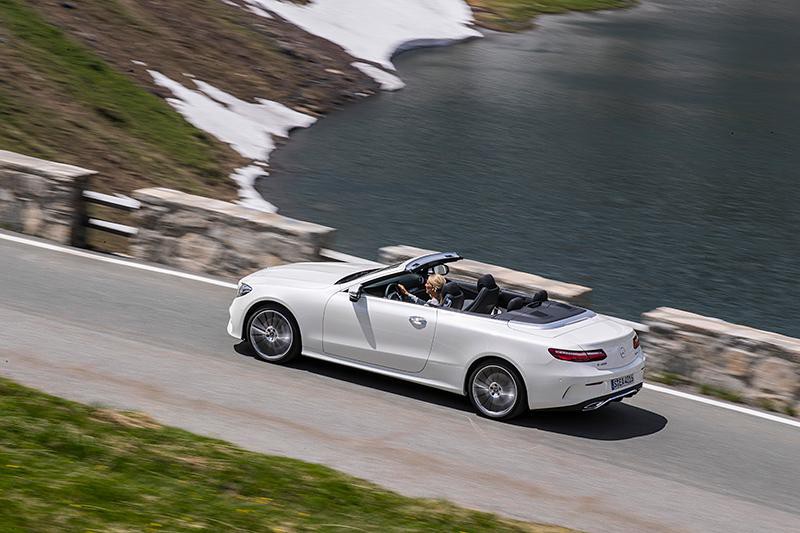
221;0;485;212
245;0;640;213
139;0;484;213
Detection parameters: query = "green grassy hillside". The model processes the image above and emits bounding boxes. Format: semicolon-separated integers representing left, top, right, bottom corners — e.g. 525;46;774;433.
0;0;373;197
0;0;236;197
0;377;570;532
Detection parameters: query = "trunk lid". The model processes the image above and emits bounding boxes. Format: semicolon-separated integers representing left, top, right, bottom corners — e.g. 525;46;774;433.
568;318;637;369
507;312;638;369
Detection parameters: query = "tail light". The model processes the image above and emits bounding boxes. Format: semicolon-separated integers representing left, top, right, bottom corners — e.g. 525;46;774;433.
633;334;640;350
548;348;607;362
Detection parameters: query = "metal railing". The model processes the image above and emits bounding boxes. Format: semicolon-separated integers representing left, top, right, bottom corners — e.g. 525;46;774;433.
72;189;140;249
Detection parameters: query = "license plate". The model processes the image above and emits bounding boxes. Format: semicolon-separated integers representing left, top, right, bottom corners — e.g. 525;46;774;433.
611;374;634;391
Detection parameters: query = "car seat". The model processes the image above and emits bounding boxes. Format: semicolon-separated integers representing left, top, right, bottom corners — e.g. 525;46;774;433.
505;290;549;312
463;274;500;314
441;281;465;310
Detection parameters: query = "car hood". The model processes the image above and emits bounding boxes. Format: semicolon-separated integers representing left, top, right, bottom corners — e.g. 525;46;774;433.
242;262;377;289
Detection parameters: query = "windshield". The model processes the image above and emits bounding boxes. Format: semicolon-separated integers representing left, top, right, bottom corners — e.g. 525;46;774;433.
335;262;401;285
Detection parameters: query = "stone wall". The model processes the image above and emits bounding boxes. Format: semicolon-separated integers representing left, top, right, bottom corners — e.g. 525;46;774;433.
0;150;94;244
378;245;592;304
642;307;800;414
130;188;336;278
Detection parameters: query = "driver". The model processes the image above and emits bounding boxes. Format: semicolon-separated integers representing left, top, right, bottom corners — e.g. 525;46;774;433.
398;274;447;307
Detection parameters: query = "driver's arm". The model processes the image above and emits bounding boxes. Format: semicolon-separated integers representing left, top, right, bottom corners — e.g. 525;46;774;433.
398;284;426;305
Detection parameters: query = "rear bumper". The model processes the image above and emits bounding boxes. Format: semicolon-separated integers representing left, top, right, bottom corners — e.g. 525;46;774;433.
525;354;646;410
577;384;642;411
534;384;643;413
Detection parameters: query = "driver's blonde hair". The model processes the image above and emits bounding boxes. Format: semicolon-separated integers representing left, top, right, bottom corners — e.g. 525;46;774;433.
427;274;446;293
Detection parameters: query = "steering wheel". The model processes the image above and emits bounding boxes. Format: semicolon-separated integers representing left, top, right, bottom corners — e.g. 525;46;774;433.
385;282;402;301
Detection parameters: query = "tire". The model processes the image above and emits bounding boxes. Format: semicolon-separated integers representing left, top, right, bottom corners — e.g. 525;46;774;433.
468;360;528;420
245;304;301;364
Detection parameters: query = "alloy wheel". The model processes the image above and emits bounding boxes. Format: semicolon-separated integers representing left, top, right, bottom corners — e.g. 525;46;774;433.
249;309;294;360
471;364;519;418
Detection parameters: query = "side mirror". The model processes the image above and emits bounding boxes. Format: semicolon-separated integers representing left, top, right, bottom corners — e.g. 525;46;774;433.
433;264;449;275
348;285;362;302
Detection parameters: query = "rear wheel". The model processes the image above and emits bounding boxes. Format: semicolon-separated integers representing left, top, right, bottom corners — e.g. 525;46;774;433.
468;361;527;420
246;305;300;364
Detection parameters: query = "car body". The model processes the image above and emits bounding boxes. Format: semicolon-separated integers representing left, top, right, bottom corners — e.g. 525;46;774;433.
227;251;645;420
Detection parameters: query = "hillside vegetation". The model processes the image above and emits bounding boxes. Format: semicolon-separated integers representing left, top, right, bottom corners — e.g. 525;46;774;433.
0;0;373;196
0;377;570;532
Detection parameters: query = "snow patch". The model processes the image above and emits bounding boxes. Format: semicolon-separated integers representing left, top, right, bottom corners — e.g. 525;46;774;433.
248;0;481;70
351;62;405;91
131;60;147;66
231;165;277;212
148;70;315;211
243;2;273;18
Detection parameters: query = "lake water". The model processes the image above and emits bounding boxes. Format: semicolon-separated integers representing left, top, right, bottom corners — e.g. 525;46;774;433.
260;0;800;337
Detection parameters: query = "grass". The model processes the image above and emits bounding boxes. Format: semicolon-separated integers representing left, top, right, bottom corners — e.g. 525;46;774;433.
467;0;637;31
0;0;236;197
753;398;796;417
0;377;569;532
649;372;690;387
699;384;743;404
652;374;797;419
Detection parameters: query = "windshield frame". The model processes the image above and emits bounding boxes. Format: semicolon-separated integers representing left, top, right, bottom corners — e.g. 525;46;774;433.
334;262;402;285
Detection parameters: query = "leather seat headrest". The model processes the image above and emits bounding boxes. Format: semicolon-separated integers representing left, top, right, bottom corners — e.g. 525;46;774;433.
477;274;497;290
506;297;525;312
530;289;548;303
442;282;463;298
441;281;465;310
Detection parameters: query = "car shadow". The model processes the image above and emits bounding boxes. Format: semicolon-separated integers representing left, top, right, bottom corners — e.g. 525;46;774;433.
234;341;472;412
511;403;668;440
234;342;667;440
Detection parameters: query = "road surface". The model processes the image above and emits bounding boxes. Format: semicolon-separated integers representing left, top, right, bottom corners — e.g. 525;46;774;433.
1;233;798;532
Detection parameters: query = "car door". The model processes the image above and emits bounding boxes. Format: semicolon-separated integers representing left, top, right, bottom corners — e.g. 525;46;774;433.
322;289;437;373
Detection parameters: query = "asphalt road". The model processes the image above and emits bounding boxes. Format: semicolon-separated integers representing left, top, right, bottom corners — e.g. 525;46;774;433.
1;234;798;532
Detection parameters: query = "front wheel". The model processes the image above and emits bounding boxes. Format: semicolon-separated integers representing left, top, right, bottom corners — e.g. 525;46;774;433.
246;305;300;364
468;361;527;420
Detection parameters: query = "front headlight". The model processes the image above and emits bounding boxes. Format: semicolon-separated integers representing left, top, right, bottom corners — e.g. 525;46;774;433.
237;283;253;297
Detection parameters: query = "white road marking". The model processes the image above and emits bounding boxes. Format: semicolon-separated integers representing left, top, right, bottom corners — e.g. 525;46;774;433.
644;383;800;429
0;232;237;289
2;232;799;429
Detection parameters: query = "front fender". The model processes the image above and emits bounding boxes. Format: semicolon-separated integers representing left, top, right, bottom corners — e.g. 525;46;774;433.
228;284;338;353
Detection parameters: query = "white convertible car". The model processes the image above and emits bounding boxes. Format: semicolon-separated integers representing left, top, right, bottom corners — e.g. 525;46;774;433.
228;252;645;420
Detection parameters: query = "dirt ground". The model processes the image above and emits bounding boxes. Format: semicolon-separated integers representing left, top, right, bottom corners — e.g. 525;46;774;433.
31;0;376;112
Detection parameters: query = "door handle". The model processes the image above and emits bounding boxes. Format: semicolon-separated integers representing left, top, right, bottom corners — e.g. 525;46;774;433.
409;316;427;328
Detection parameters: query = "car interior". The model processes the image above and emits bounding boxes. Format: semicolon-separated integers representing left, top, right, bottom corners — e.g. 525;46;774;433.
360;262;552;317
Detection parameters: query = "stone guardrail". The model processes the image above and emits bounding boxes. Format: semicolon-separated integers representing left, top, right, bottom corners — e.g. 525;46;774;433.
130;188;336;278
378;245;592;304
642;308;799;414
0;150;95;245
